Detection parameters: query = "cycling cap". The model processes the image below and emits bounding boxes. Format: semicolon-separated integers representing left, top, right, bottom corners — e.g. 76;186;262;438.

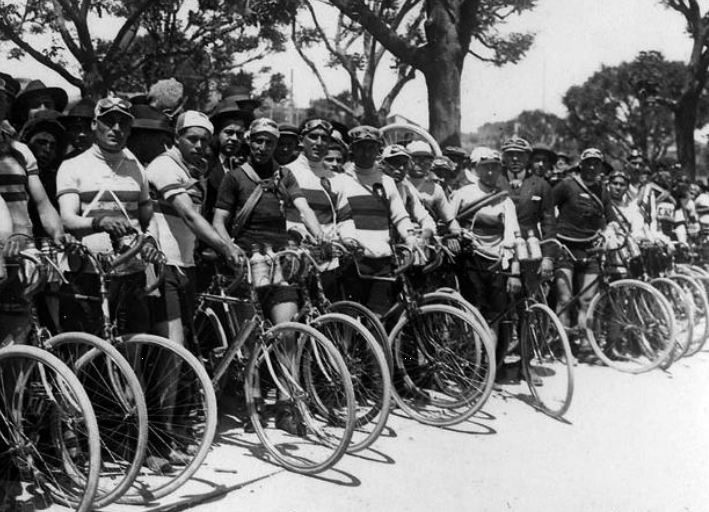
500;136;532;153
249;117;280;138
406;140;433;156
381;144;410;160
580;148;604;161
175;110;214;135
431;156;456;172
348;125;382;145
470;147;502;165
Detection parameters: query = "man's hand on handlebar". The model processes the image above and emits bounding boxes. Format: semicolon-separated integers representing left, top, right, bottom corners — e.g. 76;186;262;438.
224;243;245;270
507;276;522;294
140;238;163;264
539;256;554;281
3;236;26;258
97;216;134;237
444;236;461;255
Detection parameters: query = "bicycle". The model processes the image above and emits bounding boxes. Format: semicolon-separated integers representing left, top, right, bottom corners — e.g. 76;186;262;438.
0;344;101;512
192;246;356;475
4;236;150;507
548;236;676;373
60;234;217;503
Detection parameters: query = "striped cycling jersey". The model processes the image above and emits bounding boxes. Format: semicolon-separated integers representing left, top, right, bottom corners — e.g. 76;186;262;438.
396;179;436;233
0;141;39;237
284;153;355;240
56;144;150;274
338;164;413;258
146;147;204;267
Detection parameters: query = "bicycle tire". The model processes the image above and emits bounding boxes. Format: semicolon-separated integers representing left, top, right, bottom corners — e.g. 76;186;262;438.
586;279;675;373
650;277;694;364
389;304;496;426
0;345;101;512
45;332;148;507
668;274;709;357
308;312;391;453
327;300;390;368
245;321;355;474
116;334;218;503
520;303;574;417
380;123;442;156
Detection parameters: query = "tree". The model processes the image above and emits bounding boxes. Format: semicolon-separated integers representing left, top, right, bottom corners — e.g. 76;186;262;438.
325;0;536;146
563;51;708;166
292;1;419;126
659;0;709;178
473;109;573;152
0;0;296;99
260;72;289;103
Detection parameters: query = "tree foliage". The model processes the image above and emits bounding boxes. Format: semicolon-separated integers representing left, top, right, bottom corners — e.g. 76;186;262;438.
0;0;296;101
323;0;537;145
474;109;573;152
563;50;709;164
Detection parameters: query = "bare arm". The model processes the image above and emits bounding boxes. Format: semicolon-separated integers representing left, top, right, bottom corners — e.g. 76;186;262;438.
212;208;233;243
27;174;64;241
58;193;94;238
171;193;235;257
293;197;325;241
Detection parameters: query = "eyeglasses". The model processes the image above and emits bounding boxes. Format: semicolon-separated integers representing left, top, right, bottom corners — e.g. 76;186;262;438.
301;119;333;134
349;125;382;143
96;96;131;111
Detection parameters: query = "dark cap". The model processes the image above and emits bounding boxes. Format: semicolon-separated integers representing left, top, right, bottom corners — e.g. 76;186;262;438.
19;109;66;144
442;146;467;159
130;104;172;134
0;72;20;98
61;98;96;121
11;80;68;127
531;144;558;165
220;85;261;112
278;123;299;138
209;99;254;131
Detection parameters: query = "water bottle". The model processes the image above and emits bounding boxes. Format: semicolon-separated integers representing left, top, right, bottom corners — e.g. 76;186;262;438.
264;243;284;285
514;234;529;261
526;229;542;261
249;244;270;288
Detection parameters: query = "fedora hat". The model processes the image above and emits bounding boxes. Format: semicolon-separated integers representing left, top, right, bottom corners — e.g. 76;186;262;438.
60;98;96;122
209;99;254;131
0;72;20;99
220;85;261;112
19;109;66;145
531;144;558;165
11;80;68;127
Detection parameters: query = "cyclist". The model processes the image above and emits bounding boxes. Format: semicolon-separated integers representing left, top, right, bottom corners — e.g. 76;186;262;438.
530;144;557;183
56;96;160;335
337;125;417;314
126;104;174;166
0;72;67;345
322;136;347;174
60;98;95;159
442;146;470;192
284;118;356;295
553;148;611;343
212;117;326;434
451;147;522;368
405;141;461;236
607;169;647;238
146;111;242;346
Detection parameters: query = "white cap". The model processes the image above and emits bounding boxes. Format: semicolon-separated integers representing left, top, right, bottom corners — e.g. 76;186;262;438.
406;140;433;156
470;147;502;166
175;110;214;135
381;144;410;160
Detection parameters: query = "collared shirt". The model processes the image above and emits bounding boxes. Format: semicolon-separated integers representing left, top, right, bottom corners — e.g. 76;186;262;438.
146;146;204;267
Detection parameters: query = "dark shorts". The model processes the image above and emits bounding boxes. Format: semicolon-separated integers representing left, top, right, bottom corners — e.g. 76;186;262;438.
339;257;395;316
555;239;600;274
152;265;197;324
256;284;299;313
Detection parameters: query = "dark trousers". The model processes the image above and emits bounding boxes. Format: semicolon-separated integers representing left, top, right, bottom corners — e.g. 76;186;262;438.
339;257;395;317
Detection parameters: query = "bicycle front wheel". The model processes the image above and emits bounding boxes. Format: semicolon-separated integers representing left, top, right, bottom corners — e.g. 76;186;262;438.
245;322;355;474
668;274;709;357
389;304;496;426
520;303;574;417
0;345;101;512
650;277;694;364
586;280;675;373
310;312;391;453
45;332;148;507
116;334;218;503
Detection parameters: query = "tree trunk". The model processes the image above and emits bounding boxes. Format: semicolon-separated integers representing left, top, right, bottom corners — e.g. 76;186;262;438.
80;66;110;100
422;59;462;147
674;92;699;179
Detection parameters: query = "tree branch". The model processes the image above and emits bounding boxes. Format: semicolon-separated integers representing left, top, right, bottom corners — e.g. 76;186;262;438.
379;66;416;114
328;0;421;66
50;0;84;60
0;16;82;87
105;0;154;60
291;20;333;99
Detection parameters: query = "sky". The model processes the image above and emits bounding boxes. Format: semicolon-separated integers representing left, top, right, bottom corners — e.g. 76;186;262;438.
1;0;699;133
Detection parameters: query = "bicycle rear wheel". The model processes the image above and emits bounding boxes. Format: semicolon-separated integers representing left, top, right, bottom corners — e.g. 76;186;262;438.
520;303;574;417
327;300;390;368
389;304;496;426
586;280;675;373
116;334;218;503
0;345;101;512
310;312;391;453
45;332;148;507
668;274;709;357
245;322;355;474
